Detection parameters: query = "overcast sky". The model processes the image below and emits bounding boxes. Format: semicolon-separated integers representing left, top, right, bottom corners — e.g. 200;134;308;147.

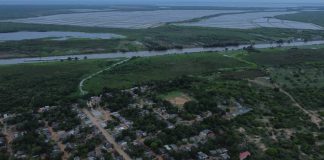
1;0;323;5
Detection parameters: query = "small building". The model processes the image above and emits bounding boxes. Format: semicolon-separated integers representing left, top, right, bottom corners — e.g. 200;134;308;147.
197;152;208;160
240;151;251;160
164;145;172;151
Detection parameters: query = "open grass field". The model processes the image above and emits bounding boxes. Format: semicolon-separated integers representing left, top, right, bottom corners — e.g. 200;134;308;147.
159;91;192;107
240;48;324;66
276;11;324;27
0;59;118;113
84;52;253;93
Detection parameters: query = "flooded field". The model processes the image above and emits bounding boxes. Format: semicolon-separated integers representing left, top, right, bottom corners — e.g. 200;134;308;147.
3;10;242;29
0;31;124;41
180;11;323;30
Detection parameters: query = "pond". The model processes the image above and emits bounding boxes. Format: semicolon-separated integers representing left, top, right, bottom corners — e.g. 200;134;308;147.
0;31;125;42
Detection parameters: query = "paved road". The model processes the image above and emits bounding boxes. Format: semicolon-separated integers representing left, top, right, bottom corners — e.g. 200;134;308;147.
82;109;132;160
79;58;130;95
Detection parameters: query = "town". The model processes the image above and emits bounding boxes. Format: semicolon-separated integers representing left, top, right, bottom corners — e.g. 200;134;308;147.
0;80;254;160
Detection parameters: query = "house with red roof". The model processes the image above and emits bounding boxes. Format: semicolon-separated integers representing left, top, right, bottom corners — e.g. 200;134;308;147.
239;151;251;160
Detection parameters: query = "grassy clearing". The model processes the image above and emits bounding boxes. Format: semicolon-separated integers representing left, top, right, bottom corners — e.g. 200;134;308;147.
159;91;186;99
240;48;324;66
276;11;324;27
270;66;324;88
84;52;253;93
0;59;117;113
159;91;192;107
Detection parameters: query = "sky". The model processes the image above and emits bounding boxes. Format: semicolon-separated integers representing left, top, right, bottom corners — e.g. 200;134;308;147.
1;0;324;5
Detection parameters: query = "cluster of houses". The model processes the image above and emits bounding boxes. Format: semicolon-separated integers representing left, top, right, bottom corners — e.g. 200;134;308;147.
160;130;230;160
1;105;129;160
217;100;252;119
0;134;6;153
197;148;230;160
88;87;254;160
0;79;258;160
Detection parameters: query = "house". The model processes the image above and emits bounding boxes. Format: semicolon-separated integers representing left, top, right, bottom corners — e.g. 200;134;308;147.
197;152;208;160
179;145;191;152
164;145;172;151
65;143;75;152
38;106;50;113
199;129;213;138
209;148;230;160
87;156;96;160
170;144;178;151
220;153;230;160
239;151;251;160
73;157;81;160
58;131;68;141
144;151;154;159
100;122;107;128
0;137;6;147
136;130;147;138
87;96;101;108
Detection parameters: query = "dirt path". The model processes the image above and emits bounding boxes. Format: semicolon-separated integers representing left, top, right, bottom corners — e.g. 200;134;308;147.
79;58;130;95
137;138;163;160
98;108;112;121
2;121;13;155
249;79;323;129
82;109;132;160
46;123;69;160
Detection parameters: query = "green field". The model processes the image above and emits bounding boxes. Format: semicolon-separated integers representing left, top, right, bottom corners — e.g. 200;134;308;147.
239;48;324;66
159;91;187;99
276;11;324;27
84;52;253;93
0;59;118;113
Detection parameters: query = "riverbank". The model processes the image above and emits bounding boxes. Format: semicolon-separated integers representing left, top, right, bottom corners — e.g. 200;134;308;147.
1;40;324;65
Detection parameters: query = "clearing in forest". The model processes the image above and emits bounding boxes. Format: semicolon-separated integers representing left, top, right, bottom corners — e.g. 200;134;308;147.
160;91;192;107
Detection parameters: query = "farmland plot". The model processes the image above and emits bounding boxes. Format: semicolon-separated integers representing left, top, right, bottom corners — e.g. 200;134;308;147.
3;10;242;29
180;11;323;30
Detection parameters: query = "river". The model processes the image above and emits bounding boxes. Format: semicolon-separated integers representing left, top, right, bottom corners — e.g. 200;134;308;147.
1;40;324;65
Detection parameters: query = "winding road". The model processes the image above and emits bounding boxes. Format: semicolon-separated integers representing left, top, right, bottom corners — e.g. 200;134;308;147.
79;58;130;95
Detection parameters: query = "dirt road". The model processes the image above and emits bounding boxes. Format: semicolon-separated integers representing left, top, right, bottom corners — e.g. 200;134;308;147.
249;79;323;129
46;123;69;160
82;109;132;160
